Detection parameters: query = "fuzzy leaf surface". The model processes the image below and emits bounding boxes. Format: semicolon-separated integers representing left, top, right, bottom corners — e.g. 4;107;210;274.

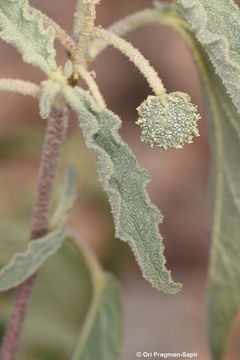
64;85;181;294
0;228;93;360
0;0;57;74
51;165;78;227
0;226;67;291
157;3;240;358
176;0;240;113
202;60;240;360
71;236;122;360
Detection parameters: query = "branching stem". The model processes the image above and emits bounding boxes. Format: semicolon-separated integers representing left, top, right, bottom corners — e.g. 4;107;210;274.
0;107;69;360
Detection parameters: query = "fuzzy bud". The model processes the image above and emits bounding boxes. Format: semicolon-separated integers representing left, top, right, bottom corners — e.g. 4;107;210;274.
136;92;200;150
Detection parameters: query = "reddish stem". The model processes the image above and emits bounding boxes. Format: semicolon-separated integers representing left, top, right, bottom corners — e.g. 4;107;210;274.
0;107;68;360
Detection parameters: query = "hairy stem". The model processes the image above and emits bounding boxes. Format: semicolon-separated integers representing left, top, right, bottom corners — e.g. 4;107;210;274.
88;8;164;62
88;7;188;63
92;26;166;96
72;0;100;68
0;79;40;98
0;107;69;360
78;66;106;107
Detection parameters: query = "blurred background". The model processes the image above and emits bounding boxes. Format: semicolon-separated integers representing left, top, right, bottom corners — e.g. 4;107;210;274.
0;0;240;359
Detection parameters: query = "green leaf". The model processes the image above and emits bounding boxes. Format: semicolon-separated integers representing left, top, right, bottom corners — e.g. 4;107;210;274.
0;237;93;360
0;0;57;74
63;85;181;294
202;63;240;360
154;3;240;358
0;226;67;292
72;275;122;360
70;235;122;360
0;231;122;360
176;0;240;113
51;165;78;228
0;220;29;267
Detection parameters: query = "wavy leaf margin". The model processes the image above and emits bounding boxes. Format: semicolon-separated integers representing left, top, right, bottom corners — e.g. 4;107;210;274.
64;85;181;294
0;226;67;292
176;0;240;113
0;0;57;74
155;2;240;358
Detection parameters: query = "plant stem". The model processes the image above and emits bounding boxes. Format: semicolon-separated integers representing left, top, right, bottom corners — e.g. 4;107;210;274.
0;107;68;360
88;8;165;62
0;79;40;98
92;27;166;96
72;0;100;68
77;66;106;107
88;7;188;64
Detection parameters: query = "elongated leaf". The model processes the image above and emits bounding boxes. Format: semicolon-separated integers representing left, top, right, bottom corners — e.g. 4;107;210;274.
0;0;57;74
0;226;67;291
64;85;181;294
155;3;240;358
0;229;93;360
176;0;240;113
72;275;121;360
0;220;29;267
70;235;122;360
203;63;240;360
51;165;78;228
0;228;122;360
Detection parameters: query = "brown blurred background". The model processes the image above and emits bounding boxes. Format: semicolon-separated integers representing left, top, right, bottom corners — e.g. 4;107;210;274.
0;1;240;359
